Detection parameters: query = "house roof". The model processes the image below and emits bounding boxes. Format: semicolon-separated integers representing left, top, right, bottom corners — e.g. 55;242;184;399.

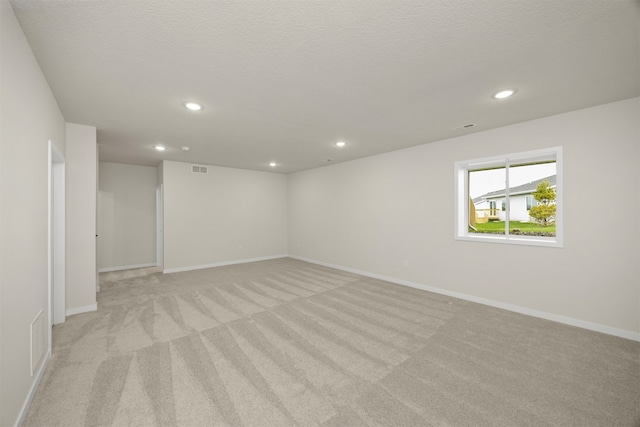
473;175;556;204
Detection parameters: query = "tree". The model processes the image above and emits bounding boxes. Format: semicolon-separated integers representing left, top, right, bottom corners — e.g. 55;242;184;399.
529;179;556;226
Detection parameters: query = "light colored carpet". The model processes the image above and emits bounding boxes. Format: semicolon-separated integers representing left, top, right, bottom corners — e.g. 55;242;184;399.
24;258;640;426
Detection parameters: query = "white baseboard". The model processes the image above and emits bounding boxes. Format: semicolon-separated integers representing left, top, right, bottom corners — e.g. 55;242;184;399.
290;255;640;342
66;303;97;317
98;263;157;273
163;255;289;274
14;348;50;427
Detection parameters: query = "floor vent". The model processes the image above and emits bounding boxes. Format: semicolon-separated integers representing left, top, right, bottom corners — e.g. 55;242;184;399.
192;165;208;174
30;309;45;376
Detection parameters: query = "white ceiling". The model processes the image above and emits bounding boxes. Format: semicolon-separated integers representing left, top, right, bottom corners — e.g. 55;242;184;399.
10;0;640;173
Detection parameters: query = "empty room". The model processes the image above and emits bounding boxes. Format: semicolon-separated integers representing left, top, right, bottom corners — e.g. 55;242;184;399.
1;1;639;426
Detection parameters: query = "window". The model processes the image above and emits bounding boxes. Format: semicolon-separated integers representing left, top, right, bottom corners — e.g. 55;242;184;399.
526;195;535;210
454;147;562;247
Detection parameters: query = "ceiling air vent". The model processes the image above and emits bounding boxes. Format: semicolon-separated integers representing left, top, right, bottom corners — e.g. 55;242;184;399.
453;123;476;130
192;165;208;174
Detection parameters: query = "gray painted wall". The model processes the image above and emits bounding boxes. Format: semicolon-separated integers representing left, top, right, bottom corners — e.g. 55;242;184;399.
65;123;97;314
288;98;640;336
1;1;65;424
98;162;157;271
162;160;288;271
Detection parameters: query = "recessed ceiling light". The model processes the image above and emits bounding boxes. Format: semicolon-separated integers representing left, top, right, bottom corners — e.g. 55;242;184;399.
181;146;190;151
493;89;516;99
335;141;347;148
154;145;166;151
183;102;203;111
269;162;277;167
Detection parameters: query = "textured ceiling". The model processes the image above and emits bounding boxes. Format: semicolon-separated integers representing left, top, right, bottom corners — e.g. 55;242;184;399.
10;0;640;173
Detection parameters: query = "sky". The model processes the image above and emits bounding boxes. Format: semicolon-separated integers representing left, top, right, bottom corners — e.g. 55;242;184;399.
469;163;556;199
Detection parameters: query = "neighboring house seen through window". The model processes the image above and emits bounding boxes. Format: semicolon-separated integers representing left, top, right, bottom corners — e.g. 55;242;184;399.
454;147;562;247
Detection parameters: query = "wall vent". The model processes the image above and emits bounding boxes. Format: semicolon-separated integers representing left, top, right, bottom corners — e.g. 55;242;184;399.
30;309;46;376
453;123;476;130
192;165;208;174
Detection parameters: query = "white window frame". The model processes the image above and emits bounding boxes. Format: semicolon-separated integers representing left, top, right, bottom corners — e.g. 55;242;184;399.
454;146;563;248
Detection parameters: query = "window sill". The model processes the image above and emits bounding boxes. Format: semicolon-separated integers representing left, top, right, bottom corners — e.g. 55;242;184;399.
455;234;563;248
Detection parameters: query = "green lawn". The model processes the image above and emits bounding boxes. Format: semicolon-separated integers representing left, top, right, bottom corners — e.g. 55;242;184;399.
472;221;556;236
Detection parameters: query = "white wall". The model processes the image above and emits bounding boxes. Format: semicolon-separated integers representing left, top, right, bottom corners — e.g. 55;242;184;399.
0;1;66;425
288;98;640;338
66;123;97;314
162;161;288;272
98;162;157;271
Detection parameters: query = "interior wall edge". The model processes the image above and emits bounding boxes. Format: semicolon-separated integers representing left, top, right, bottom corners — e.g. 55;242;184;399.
290;255;640;342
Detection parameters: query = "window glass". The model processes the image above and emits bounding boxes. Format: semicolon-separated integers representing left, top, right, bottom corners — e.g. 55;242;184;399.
455;147;562;247
508;162;556;236
469;167;505;235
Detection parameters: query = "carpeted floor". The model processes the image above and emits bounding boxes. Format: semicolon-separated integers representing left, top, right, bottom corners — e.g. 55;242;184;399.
24;258;640;426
